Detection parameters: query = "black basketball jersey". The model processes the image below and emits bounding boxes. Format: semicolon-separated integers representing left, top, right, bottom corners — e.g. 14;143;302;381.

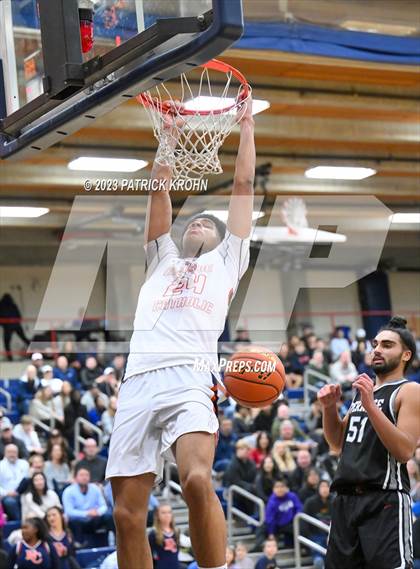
331;379;410;494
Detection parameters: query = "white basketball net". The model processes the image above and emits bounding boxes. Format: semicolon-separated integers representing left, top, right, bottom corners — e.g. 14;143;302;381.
138;65;251;179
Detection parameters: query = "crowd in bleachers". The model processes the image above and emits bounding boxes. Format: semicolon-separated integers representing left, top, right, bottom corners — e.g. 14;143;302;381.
0;323;418;568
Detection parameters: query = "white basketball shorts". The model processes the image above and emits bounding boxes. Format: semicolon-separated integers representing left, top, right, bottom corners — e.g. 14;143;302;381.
105;364;219;482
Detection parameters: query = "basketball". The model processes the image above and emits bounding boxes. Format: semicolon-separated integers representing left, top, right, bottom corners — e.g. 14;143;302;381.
223;350;286;407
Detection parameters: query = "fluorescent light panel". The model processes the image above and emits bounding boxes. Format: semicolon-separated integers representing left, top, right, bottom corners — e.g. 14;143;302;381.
203;210;264;222
341;20;417;36
0;207;49;218
305;166;376;180
68;157;148;172
184;97;270;115
390;213;420;224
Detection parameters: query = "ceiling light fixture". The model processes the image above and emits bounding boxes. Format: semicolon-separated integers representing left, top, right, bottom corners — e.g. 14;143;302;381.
0;207;49;218
68;157;148;172
305;166;376;180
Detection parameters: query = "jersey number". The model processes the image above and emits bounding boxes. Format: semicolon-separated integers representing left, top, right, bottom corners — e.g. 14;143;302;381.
346;416;368;443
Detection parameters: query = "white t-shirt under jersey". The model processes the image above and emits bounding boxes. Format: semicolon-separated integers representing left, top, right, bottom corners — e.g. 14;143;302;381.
124;230;250;379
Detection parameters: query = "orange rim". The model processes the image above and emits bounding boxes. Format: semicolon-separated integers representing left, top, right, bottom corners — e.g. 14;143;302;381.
137;58;250;116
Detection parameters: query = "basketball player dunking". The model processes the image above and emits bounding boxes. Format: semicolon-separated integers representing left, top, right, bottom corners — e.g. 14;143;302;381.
318;317;420;569
106;99;255;569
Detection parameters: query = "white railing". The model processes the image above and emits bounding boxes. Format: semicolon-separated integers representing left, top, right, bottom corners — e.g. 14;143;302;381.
0;387;12;412
227;485;265;543
31;416;55;435
74;417;103;454
293;512;329;569
303;368;331;408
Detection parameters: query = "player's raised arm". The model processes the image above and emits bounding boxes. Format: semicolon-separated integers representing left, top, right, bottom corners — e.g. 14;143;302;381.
144;109;181;245
144;161;172;245
227;97;255;239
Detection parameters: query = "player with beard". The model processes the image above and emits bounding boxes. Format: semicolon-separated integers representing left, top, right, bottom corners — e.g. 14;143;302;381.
317;316;419;569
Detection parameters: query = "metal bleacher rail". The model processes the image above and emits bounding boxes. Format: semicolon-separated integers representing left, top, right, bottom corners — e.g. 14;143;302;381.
293;512;329;569
227;484;265;543
74;417;104;455
303;368;331;409
0;387;12;412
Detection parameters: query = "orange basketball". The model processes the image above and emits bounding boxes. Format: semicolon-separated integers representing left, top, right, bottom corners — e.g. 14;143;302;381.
223;350;286;408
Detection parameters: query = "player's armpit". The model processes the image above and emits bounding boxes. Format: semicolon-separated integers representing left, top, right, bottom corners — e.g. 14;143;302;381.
396;382;420;458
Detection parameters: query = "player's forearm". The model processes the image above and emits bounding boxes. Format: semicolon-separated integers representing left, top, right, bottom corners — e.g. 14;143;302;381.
233;118;255;191
322;406;345;453
144;161;172;244
366;404;415;463
228;119;255;237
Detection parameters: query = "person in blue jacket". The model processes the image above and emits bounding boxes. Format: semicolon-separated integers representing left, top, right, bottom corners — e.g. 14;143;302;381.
255;478;302;550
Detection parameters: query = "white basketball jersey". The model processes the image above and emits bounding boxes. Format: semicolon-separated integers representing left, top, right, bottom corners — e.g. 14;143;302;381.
124;231;250;379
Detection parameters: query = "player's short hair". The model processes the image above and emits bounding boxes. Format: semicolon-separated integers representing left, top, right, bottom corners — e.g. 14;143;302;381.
181;213;226;244
379;316;417;371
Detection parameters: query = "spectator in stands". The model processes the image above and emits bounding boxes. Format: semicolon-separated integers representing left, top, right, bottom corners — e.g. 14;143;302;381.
0;413;9;432
407;357;420;383
81;385;109;413
256;479;302;550
304;333;318;357
278;343;294;376
53;382;73;425
278;420;312;454
413;517;420;569
315;337;332;364
232;405;253;436
271;403;306;441
271;441;296;480
249;431;272;467
62;468;114;545
226;545;239;568
29;387;62;428
288;341;310;384
8;517;60;568
256;456;281;503
17;365;40;415
12;415;44;455
306;400;323;435
16;454;45;496
148;503;191;569
235;542;254;569
0;444;29;520
63;390;90;445
253;404;276;433
289;449;312;492
44;444;71;494
80;356;103;390
108;354;125;382
303;480;333;569
95;367;119;399
307;350;330;379
223;440;257;515
254;537;279;569
350;328;371;352
214;418;238;472
74;439;106;483
21;472;60;520
0;293;30;361
329;350;358;393
30;353;44;378
408;459;420;501
46;430;74;464
356;352;375;378
330;328;350;361
87;395;107;426
234;327;251;344
351;339;368;369
101;396;117;445
46;506;79;569
298;468;320;504
53;356;78;388
0;421;28;459
40;365;63;395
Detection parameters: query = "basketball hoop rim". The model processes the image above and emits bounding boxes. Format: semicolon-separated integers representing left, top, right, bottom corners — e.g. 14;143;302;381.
137;58;250;116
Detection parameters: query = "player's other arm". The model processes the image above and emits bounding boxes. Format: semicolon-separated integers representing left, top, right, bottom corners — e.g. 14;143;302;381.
144;161;172;244
355;376;420;463
317;384;349;454
227;97;255;239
